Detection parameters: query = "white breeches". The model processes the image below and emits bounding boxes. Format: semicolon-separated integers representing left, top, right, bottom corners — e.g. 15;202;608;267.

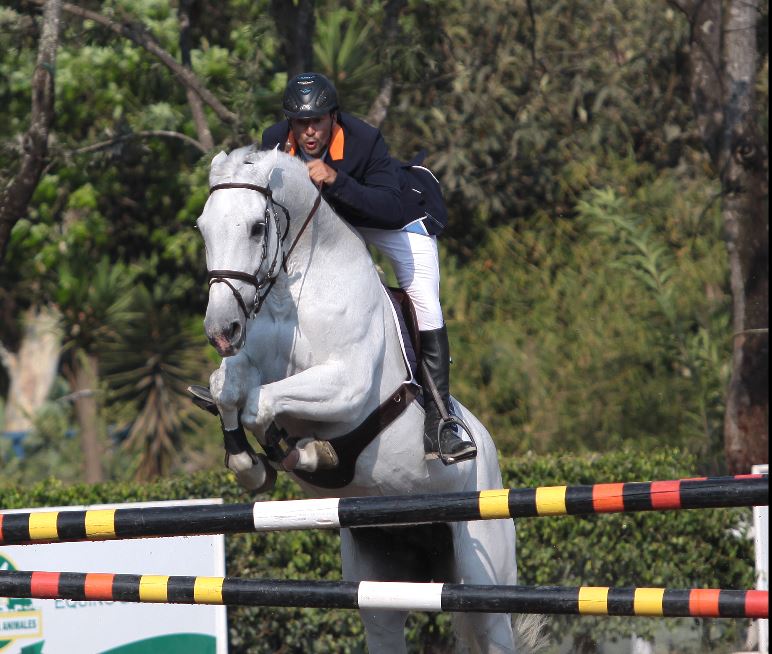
356;227;444;331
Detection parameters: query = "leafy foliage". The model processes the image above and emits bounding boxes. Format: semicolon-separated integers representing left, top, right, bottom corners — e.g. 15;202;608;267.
442;155;730;466
101;282;210;480
1;0;758;479
385;0;698;240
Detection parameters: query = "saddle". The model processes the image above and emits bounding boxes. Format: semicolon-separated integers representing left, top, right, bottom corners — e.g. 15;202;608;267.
385;286;421;383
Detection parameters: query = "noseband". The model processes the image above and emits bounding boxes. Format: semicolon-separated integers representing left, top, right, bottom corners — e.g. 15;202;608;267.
207;181;322;318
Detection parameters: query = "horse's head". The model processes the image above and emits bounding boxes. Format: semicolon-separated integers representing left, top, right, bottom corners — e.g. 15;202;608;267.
197;147;294;356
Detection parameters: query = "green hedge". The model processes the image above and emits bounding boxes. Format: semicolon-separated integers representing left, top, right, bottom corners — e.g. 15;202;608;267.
0;448;755;653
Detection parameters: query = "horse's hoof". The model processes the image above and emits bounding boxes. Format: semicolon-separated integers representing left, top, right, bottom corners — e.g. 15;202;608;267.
314;440;339;469
249;458;277;494
226;451;276;494
282;439;338;472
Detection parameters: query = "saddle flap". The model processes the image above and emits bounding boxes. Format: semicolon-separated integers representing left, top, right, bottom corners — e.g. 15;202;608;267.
387;286;421;373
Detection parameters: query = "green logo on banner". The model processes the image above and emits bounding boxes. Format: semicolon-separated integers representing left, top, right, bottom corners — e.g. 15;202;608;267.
1;553;42;653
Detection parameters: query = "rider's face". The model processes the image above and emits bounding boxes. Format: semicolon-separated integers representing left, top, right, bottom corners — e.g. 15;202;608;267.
290;113;334;158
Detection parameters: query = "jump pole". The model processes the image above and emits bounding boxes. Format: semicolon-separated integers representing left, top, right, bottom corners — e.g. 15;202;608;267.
0;475;766;546
0;570;766;619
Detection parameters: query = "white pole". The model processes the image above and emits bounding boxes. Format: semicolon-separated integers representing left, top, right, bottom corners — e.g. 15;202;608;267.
753;464;769;654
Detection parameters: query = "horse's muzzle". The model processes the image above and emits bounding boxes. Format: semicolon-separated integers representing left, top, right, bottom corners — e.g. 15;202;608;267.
205;319;244;357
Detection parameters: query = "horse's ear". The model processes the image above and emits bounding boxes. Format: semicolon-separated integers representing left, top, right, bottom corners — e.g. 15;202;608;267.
267;145;284;188
211;151;228;168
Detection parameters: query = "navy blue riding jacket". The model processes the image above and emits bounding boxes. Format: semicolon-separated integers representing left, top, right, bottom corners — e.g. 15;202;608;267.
262;113;441;232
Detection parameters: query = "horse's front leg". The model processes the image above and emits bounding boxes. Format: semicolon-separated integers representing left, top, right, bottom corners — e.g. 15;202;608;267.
210;354;276;493
240;361;374;472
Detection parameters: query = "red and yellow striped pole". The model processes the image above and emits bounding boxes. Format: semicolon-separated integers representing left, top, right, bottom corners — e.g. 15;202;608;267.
0;474;766;545
0;570;766;618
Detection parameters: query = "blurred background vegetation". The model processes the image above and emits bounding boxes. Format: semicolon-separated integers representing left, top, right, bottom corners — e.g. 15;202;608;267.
0;0;767;651
2;0;766;481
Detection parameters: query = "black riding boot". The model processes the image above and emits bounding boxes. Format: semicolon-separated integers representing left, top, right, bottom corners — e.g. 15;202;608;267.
420;326;477;465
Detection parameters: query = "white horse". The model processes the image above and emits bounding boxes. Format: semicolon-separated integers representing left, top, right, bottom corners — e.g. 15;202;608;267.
197;146;537;653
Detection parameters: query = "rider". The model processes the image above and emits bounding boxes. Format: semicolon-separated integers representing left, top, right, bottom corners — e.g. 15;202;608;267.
261;72;476;465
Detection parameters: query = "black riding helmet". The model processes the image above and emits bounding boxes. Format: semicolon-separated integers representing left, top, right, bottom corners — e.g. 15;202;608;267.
282;72;339;119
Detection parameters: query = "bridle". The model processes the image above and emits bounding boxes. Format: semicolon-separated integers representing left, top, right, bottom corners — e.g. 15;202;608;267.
206;180;322;318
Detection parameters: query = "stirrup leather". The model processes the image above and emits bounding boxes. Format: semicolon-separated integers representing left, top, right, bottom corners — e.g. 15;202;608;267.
420;361;477;466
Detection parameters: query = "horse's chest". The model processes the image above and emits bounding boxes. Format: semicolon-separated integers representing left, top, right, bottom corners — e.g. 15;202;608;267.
245;315;315;381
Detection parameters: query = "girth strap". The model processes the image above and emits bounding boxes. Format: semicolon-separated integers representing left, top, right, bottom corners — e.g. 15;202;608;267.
291;382;420;489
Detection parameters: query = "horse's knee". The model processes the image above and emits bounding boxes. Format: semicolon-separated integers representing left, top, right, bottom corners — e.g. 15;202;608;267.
359;609;409;654
210;354;257;411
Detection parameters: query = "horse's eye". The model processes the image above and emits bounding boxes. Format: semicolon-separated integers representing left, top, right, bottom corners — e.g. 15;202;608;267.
250;221;265;238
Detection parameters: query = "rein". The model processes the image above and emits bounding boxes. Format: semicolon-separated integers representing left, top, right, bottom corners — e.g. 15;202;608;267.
207;181;322;318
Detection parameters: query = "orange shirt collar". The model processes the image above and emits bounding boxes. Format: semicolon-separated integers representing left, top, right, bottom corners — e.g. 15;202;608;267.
284;121;345;161
285;131;297;156
328;122;344;160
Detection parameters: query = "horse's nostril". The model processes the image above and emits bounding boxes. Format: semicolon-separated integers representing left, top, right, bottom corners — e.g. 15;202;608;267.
227;321;241;343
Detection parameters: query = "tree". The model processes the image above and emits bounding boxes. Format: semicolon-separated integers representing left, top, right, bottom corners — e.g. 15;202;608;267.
1;0;764;491
1;0;247;477
101;283;207;480
0;305;62;437
56;257;138;482
0;0;63;446
178;0;214;151
270;0;316;79
0;0;60;262
669;0;769;472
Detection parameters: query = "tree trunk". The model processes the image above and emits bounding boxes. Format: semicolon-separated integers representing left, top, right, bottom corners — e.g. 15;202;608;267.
179;0;213;151
366;77;394;128
270;0;316;78
0;0;61;264
0;305;62;433
720;0;768;473
672;0;769;472
365;0;407;128
63;351;104;483
631;635;654;654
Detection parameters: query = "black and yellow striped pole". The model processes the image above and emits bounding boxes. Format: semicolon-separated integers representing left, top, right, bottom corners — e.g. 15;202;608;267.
0;570;766;619
0;474;766;545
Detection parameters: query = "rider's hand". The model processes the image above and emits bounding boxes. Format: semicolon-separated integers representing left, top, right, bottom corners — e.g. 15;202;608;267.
306;159;337;186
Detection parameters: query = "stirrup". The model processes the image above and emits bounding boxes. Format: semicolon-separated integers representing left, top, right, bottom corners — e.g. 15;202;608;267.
187;385;218;415
436;415;477;466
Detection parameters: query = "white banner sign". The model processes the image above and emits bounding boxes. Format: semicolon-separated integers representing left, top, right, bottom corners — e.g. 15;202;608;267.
0;499;227;654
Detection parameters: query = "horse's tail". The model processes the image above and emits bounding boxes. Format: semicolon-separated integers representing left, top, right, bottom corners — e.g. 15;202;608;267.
513;614;550;653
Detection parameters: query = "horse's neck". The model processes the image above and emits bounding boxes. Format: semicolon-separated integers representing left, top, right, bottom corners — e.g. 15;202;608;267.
281;194;367;282
265;191;408;399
